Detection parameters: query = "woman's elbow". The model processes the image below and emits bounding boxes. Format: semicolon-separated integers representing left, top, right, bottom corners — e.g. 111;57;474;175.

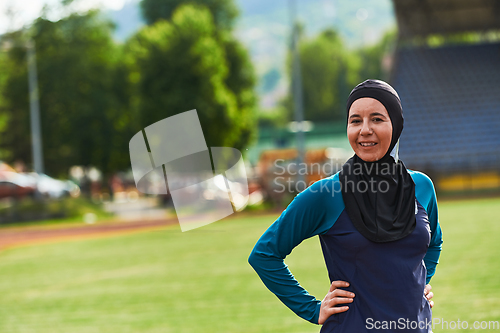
248;248;257;268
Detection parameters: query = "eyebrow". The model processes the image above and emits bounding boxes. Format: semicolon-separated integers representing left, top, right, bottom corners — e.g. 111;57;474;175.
349;112;388;119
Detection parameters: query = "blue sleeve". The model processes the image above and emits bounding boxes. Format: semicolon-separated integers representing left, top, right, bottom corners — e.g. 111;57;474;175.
248;177;341;325
412;171;443;284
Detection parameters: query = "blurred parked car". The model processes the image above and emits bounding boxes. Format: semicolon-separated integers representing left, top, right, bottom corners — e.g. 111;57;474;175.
0;171;80;199
28;173;80;198
0;171;37;199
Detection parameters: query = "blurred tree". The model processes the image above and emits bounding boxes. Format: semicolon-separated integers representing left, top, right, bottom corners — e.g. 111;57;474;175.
125;4;256;150
0;30;35;170
282;28;398;123
218;31;257;149
0;10;133;177
356;29;397;82
140;0;238;31
257;107;288;128
0;50;10;160
284;28;361;122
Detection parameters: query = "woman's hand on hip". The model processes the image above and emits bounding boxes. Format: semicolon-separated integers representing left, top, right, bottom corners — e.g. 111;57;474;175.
318;280;354;325
424;284;434;308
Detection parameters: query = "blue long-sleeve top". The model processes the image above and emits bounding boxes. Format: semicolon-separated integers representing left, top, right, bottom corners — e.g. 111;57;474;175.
248;170;443;331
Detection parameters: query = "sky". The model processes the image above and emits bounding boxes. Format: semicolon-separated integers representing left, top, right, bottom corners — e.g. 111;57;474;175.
0;0;136;34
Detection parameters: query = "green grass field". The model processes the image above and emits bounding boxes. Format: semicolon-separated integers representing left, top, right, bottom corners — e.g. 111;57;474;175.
0;197;499;332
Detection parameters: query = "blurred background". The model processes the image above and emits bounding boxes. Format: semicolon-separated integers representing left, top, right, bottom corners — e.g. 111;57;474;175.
0;0;499;332
0;0;400;223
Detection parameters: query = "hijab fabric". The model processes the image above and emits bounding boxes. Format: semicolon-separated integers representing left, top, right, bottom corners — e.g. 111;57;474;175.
339;79;416;243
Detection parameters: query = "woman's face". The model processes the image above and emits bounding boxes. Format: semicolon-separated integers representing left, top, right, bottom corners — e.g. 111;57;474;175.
347;97;393;162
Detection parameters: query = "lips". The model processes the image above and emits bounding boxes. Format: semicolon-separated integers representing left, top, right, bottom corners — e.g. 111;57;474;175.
359;142;377;147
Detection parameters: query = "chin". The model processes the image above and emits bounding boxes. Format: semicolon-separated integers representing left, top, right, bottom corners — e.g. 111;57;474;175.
357;153;381;162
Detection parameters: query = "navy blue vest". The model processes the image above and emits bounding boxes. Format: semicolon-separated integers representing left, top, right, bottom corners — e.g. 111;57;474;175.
319;201;432;332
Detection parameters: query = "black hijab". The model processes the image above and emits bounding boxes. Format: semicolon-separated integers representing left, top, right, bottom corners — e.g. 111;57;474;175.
339;79;416;243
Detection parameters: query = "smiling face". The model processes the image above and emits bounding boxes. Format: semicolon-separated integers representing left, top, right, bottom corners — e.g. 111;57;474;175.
347;97;393;162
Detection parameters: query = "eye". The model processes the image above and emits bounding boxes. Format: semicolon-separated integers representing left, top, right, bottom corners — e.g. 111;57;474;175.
350;119;361;124
372;117;383;122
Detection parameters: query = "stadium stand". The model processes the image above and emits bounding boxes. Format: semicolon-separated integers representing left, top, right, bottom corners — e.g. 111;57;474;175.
394;42;500;173
391;0;500;177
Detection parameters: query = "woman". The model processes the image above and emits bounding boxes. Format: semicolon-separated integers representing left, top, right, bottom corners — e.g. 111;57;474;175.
248;79;443;332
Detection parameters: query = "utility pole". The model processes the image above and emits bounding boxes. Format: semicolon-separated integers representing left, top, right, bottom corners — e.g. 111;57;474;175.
26;39;44;174
289;0;306;187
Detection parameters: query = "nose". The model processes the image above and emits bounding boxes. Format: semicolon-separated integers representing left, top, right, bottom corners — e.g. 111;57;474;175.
360;120;372;136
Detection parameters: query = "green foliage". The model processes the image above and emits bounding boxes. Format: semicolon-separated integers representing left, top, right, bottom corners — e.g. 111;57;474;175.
0;1;256;178
284;28;397;123
0;11;134;177
125;4;256;150
257;107;289;128
219;32;257;149
140;0;239;30
0;51;11;159
0;197;111;226
404;30;500;48
285;29;361;122
356;29;396;81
